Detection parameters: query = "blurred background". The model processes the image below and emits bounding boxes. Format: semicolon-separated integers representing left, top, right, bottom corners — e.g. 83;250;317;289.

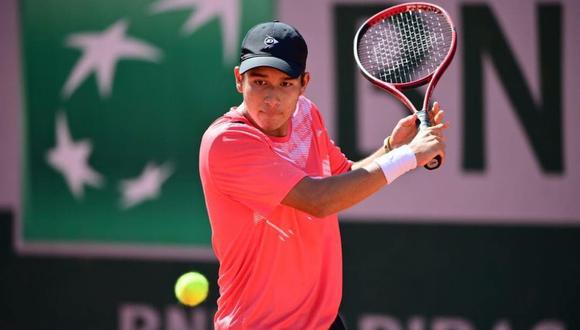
1;0;579;329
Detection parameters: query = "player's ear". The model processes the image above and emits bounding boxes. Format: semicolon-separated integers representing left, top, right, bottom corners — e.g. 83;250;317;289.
234;66;243;93
299;72;311;95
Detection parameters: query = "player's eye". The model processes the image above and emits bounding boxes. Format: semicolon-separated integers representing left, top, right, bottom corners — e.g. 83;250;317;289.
281;81;293;87
254;80;266;86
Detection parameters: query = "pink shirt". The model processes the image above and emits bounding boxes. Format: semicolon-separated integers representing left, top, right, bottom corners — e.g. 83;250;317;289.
199;96;352;329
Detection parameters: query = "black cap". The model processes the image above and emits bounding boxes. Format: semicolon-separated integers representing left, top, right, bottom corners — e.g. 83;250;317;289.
239;21;308;78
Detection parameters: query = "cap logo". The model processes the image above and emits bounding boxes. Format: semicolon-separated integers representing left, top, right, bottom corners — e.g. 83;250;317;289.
264;36;279;47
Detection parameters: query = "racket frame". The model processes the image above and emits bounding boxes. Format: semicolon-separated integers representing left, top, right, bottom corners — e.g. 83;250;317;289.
353;2;457;169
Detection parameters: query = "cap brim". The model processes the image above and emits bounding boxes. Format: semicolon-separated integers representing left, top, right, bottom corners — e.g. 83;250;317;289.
239;56;303;78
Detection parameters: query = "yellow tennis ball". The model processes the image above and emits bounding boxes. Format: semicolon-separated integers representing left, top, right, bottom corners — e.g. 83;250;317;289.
174;272;209;307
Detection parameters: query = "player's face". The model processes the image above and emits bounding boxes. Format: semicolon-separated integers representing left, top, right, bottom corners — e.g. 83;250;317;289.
234;66;310;137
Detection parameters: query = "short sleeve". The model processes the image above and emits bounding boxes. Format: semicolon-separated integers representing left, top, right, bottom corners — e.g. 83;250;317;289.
327;137;352;174
207;126;307;216
309;104;353;175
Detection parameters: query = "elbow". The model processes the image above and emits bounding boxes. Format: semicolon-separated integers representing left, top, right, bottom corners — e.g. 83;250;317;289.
303;200;335;218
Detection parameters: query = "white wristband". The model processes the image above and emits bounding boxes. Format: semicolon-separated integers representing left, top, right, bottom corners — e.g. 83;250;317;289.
374;145;417;184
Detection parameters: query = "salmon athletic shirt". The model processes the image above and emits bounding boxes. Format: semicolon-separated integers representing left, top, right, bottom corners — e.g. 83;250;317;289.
199;96;352;329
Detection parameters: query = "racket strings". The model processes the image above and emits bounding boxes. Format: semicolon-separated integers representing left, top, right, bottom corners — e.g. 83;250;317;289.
358;9;453;84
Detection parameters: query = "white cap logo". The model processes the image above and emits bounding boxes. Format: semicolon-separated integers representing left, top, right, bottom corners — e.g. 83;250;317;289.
264;36;279;47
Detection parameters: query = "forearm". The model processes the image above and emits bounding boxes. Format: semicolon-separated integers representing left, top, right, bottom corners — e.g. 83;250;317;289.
282;142;418;217
350;146;386;171
281;163;387;217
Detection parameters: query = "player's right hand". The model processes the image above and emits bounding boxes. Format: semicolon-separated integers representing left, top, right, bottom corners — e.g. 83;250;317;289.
407;122;448;167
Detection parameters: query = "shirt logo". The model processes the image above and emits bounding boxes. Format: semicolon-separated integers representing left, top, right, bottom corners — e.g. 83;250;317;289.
264;36;278;47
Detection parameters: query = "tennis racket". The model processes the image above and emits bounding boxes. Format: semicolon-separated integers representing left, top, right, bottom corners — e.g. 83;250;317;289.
354;2;457;170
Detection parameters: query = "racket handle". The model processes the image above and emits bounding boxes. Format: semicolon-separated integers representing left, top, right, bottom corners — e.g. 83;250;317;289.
416;109;441;170
425;155;442;170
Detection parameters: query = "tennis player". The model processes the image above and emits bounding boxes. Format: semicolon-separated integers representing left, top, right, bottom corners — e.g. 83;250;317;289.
199;21;448;329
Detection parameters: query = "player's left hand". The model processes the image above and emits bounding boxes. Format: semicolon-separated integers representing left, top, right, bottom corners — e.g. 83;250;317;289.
389;102;445;148
429;101;445;127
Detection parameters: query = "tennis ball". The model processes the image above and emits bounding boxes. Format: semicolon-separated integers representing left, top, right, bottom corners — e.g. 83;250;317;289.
174;271;209;307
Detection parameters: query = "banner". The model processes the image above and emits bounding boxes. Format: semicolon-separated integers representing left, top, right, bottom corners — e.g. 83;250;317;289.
17;0;580;260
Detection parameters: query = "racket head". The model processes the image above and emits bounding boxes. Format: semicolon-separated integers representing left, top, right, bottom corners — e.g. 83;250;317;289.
353;2;457;93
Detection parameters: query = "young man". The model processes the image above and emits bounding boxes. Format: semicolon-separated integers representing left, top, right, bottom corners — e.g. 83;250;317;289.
199;21;448;329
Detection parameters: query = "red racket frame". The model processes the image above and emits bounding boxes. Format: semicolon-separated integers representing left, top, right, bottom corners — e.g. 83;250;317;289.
353;2;457;169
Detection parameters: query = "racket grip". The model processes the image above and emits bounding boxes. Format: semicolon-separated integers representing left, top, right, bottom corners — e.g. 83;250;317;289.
416;109;431;129
416;109;441;170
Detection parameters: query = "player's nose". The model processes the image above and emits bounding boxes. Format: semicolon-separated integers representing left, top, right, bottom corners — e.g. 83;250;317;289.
263;95;281;108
